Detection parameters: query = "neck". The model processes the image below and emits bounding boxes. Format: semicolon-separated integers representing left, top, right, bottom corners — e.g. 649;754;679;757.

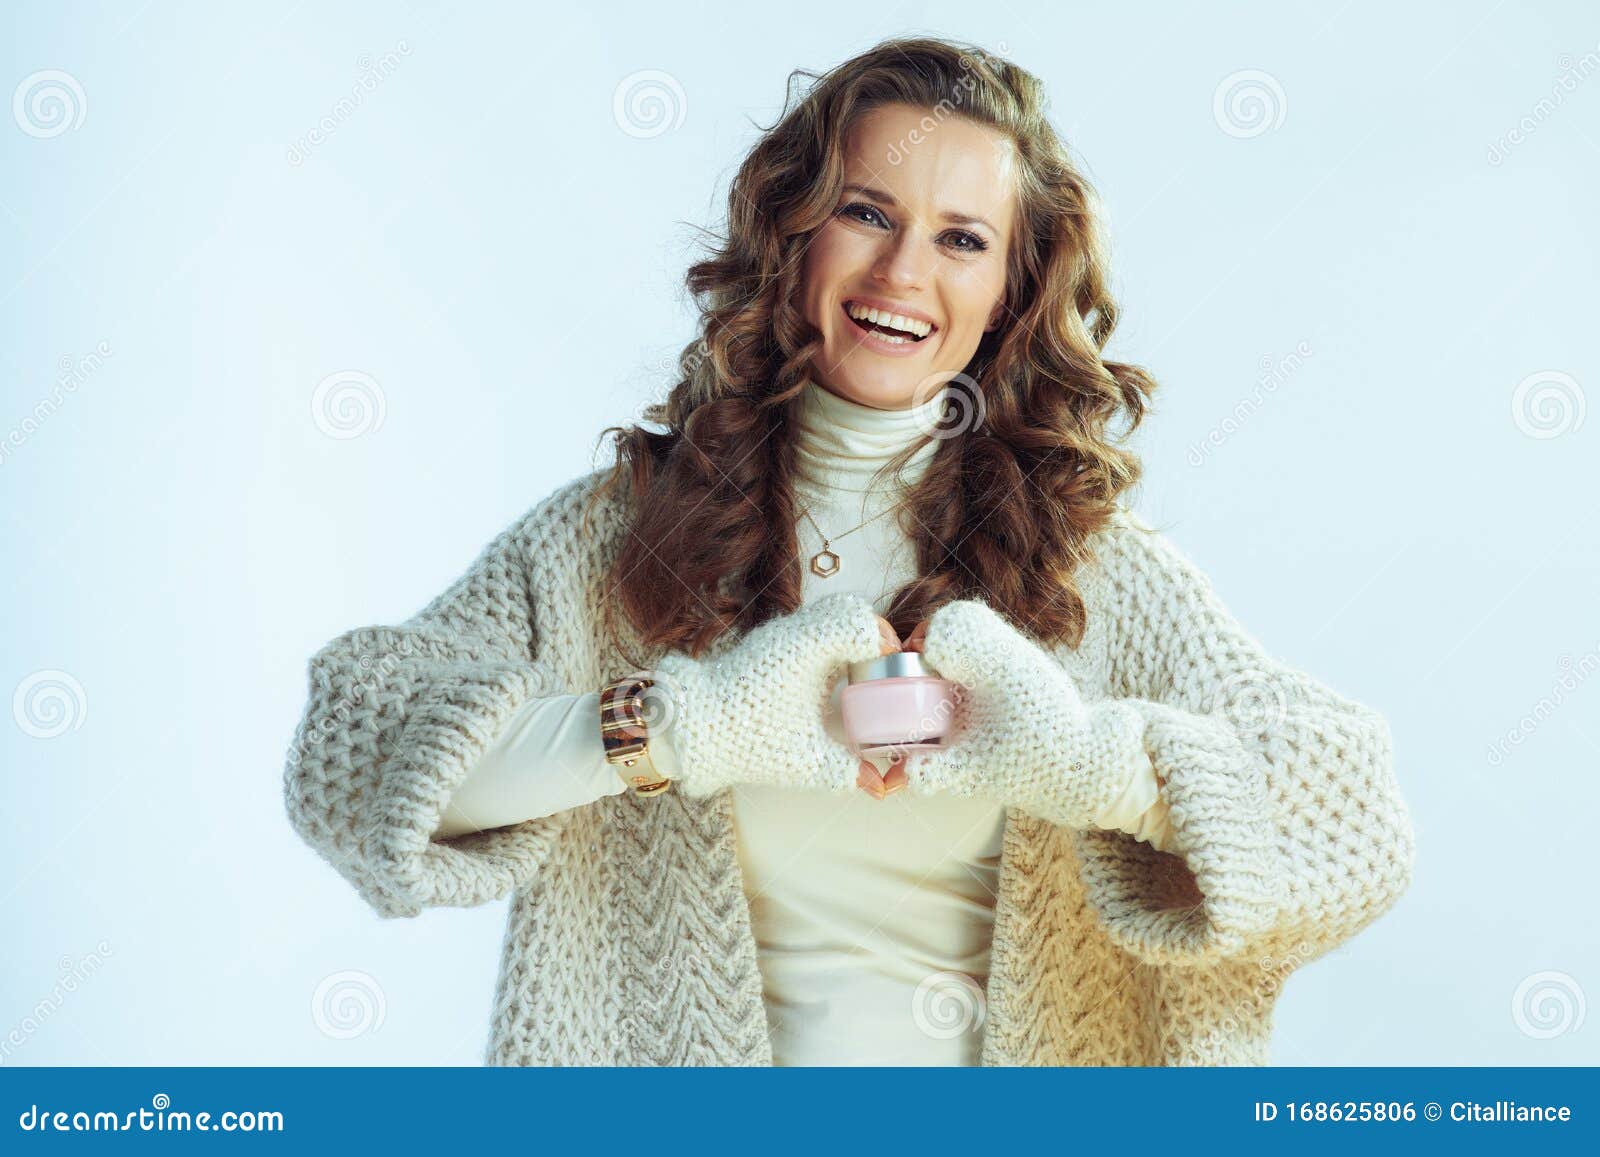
791;377;948;499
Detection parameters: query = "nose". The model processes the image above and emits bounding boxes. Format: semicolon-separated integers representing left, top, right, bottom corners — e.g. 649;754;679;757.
872;226;927;292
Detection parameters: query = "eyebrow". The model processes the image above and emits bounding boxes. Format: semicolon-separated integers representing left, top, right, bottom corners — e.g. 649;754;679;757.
840;183;997;235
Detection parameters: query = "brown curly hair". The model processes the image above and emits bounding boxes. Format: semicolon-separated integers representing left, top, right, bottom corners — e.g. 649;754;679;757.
586;34;1158;666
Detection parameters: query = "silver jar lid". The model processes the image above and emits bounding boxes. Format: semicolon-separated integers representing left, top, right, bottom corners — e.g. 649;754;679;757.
847;651;941;683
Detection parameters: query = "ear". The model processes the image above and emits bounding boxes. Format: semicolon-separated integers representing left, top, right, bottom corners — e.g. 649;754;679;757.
985;304;1004;332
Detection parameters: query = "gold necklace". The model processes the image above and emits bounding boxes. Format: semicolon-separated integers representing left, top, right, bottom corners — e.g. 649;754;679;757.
799;499;902;578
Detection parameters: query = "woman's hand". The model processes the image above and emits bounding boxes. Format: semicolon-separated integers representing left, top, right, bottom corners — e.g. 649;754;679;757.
853;614;931;799
874;615;902;660
896;599;1153;828
651;593;895;797
852;614;927;801
856;616;909;800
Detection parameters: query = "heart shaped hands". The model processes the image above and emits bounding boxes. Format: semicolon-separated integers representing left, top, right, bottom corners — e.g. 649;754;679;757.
896;599;1152;828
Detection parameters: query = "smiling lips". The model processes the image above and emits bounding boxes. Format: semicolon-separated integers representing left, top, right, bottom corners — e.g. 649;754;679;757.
841;300;937;351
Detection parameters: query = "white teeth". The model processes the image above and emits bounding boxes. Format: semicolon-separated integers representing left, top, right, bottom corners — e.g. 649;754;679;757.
846;302;932;339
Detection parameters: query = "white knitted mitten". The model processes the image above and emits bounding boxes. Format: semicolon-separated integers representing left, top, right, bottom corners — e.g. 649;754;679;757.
651;592;888;798
903;598;1154;828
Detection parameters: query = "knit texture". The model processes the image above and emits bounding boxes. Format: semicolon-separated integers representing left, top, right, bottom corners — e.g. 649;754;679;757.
651;592;888;798
906;597;1160;829
282;468;1416;1066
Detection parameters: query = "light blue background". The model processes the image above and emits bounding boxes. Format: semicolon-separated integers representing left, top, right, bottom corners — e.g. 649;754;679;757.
3;0;1596;1065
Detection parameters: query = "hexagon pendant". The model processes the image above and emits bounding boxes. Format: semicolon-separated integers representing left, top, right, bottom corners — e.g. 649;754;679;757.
809;548;841;578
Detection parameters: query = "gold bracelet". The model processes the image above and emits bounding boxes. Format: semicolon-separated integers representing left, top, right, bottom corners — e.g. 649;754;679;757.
599;675;673;796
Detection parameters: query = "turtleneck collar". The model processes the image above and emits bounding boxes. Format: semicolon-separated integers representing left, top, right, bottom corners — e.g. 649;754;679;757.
791;377;949;499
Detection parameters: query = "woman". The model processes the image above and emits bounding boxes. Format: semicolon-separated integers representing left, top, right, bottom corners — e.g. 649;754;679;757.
283;36;1415;1067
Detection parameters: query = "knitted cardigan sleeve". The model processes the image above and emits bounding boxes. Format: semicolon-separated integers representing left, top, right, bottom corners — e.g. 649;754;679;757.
1072;512;1416;968
282;494;586;920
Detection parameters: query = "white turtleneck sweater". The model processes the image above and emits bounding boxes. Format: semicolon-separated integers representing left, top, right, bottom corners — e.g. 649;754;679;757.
434;378;1173;1065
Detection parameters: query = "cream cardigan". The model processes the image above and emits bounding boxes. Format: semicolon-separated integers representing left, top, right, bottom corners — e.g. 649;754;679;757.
282;466;1416;1065
425;379;1171;1066
431;380;1173;846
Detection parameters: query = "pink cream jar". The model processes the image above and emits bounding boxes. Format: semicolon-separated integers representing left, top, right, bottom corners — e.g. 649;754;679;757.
840;651;956;755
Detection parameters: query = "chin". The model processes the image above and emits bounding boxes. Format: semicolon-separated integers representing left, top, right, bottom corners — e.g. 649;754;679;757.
823;374;920;410
821;356;936;408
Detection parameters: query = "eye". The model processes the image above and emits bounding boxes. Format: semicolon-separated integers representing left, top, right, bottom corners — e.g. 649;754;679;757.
838;201;888;227
943;230;989;253
836;202;990;254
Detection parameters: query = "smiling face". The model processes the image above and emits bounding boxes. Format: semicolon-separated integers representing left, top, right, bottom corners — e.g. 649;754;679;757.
799;102;1017;411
